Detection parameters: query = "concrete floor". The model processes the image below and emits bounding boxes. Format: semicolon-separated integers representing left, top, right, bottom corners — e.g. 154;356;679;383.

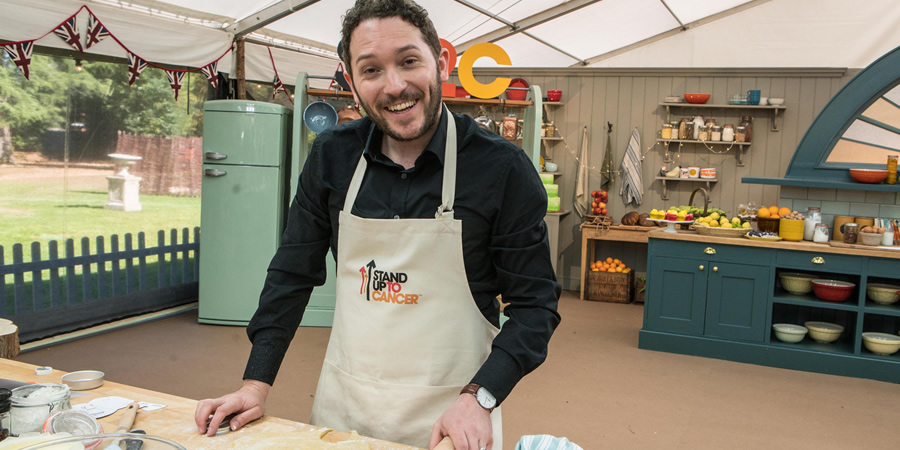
16;290;900;449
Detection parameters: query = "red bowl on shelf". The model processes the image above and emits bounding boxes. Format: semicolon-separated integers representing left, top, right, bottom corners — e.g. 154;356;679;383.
849;168;888;184
811;279;855;302
506;77;529;100
683;93;711;104
547;89;562;102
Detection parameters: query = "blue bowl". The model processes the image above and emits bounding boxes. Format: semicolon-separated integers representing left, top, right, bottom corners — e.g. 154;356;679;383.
303;101;338;134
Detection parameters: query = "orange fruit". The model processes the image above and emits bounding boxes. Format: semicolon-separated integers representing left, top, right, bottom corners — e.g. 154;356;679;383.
615;266;624;272
623;268;632;273
768;206;779;216
590;263;597;270
613;258;621;265
778;207;791;217
591;268;599;272
606;257;613;264
757;208;770;218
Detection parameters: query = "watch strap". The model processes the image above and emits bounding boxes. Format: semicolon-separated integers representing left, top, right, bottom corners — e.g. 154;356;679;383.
460;383;495;412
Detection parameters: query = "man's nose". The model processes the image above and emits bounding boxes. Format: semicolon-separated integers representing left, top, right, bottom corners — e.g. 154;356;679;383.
384;68;407;95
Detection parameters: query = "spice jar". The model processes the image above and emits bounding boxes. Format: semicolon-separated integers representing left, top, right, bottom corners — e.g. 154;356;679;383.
722;124;735;142
888;155;898;184
10;384;71;436
698;125;710;141
735;126;747;142
739;115;753;142
711;126;723;141
804;207;821;241
842;222;859;244
661;124;673;140
813;224;830;243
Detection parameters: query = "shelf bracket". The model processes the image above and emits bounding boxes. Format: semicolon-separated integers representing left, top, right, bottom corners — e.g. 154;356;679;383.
664;104;672;123
663;141;672;163
660;178;669;201
771;108;782;132
737;146;745;167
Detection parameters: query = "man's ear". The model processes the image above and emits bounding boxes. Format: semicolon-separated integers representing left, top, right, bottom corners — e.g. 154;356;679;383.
344;72;360;105
438;47;450;83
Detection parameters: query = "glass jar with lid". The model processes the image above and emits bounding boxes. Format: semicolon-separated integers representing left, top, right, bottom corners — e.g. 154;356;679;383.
739;115;753;142
698;125;710;141
842;222;859;244
678;118;691;140
722;124;735;142
10;384;71;435
813;224;830;243
661;124;673;140
711;126;723;141
692;115;705;140
804;207;822;241
735;126;747;142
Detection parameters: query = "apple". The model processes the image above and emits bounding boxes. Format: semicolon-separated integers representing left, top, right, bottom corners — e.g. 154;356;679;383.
600;208;607;216
592;207;601;215
598;202;606;209
685;213;694;221
591;190;601;198
591;201;598;208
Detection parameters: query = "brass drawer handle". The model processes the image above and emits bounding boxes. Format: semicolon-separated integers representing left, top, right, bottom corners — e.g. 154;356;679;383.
704;247;716;255
699;265;704;271
713;266;718;272
812;256;825;264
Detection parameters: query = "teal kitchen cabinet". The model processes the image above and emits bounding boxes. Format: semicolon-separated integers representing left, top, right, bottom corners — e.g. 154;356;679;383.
645;246;769;342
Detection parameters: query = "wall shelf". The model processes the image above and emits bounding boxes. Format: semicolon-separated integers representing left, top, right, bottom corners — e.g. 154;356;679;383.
657;138;750;166
659;102;787;132
654;176;717;200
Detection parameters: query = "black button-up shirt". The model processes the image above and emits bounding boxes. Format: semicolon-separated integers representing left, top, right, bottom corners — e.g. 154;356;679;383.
244;108;561;404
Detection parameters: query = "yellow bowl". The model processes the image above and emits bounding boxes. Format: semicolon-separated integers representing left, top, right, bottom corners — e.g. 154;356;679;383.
804;321;844;343
779;218;804;241
866;283;900;305
862;332;900;355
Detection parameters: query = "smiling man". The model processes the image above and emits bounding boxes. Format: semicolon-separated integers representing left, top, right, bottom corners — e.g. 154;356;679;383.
195;1;560;449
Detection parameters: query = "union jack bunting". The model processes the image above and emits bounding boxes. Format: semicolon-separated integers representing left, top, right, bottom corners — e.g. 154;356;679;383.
166;70;186;100
200;62;218;89
272;74;287;98
127;52;148;86
85;14;110;49
3;41;34;80
53;16;83;52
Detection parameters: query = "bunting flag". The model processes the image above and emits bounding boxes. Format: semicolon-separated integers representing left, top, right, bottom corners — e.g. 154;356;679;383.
200;62;218;89
126;52;148;85
166;70;185;100
53;16;83;52
272;74;287;99
3;42;34;80
85;14;110;49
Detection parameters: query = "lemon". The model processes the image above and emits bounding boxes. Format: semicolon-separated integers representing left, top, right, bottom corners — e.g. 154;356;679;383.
721;222;734;228
742;222;751;229
709;212;720;221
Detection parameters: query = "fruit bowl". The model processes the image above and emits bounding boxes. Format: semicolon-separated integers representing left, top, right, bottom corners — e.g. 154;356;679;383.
811;279;855;302
866;283;900;305
859;231;884;246
683;93;710;104
772;323;808;343
804;321;844;343
861;332;900;355
849;168;887;184
779;272;817;295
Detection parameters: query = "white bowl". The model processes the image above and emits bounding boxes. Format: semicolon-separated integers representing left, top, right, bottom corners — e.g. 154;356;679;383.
772;323;808;343
544;162;558;172
861;332;900;355
768;98;785;106
804;321;844;343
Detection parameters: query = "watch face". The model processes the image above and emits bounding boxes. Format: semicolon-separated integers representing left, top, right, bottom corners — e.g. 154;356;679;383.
476;387;497;409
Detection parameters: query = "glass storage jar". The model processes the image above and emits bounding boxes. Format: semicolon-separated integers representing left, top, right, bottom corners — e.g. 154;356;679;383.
842;222;859;244
661;124;673;139
739;115;753;142
692;115;705;140
678;118;691;139
698;125;710;141
710;126;723;141
804;207;822;241
735;126;747;142
722;124;735;142
813;224;830;243
10;384;71;436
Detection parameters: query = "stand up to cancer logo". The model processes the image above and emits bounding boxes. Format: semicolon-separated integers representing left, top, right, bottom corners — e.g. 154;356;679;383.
359;260;421;305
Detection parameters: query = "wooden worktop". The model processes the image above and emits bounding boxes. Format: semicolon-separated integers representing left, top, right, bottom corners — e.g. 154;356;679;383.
648;229;900;259
0;359;417;449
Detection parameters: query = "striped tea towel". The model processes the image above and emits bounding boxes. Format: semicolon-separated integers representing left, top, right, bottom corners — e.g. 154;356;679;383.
573;126;590;218
515;435;584;450
619;127;643;206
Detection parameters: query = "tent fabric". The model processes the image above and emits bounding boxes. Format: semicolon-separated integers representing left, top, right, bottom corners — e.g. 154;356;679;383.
4;0;900;86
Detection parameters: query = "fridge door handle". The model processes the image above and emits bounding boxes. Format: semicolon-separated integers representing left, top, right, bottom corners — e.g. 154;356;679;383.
204;169;227;177
205;152;227;160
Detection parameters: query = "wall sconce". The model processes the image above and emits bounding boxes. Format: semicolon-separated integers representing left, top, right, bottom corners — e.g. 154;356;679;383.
75;59;83;72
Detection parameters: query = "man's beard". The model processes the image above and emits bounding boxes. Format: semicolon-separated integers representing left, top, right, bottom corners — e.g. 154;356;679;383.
357;72;442;142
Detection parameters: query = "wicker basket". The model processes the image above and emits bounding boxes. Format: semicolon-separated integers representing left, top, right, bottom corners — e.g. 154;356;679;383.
581;216;613;239
694;226;749;238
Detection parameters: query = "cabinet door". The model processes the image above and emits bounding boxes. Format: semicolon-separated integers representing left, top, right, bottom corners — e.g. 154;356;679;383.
704;262;769;342
646;256;707;335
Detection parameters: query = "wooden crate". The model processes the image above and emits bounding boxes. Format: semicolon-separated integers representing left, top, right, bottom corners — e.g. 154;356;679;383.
586;270;634;303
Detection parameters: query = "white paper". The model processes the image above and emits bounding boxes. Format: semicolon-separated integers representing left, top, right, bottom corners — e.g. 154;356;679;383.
138;401;166;411
72;396;134;418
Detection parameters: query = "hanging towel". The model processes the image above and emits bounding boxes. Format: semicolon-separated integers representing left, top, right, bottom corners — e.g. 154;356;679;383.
515;435;584;450
600;125;615;190
573;126;590;218
619;127;643;206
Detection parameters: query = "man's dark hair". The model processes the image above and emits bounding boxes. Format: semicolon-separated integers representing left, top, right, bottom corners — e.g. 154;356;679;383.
340;0;442;77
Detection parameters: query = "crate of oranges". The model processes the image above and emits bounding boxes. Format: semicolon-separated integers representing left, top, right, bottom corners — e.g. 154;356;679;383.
586;257;634;303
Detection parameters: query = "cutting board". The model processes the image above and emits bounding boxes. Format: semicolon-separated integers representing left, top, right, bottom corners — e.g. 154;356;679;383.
828;241;900;251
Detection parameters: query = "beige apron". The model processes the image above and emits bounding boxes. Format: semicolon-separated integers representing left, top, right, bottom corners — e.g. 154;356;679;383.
310;106;502;449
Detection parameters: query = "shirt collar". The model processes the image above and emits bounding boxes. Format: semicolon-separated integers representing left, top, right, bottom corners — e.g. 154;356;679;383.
363;105;448;167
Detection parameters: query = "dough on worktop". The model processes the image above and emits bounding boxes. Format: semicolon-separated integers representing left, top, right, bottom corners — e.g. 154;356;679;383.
229;429;369;449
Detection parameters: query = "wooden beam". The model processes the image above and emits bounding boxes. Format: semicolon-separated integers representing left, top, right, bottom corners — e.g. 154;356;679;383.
236;40;246;99
229;0;321;38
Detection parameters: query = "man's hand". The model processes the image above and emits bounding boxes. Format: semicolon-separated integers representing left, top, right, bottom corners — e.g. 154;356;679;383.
194;379;271;436
429;394;493;450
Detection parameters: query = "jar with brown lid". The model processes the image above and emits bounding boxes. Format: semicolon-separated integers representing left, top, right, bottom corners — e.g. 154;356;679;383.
739;115;753;142
842;222;859;244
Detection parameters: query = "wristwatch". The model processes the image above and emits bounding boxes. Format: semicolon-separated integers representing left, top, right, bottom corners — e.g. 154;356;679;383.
460;383;496;412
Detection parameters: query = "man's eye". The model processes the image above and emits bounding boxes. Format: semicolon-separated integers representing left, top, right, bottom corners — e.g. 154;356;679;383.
403;58;417;65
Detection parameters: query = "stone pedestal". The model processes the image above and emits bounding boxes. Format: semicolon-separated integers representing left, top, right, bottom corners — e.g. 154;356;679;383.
105;153;143;212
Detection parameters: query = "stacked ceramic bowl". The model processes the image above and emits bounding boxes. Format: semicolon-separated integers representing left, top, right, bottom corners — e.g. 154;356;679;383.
778;272;817;295
772;323;808;343
866;283;900;305
810;279;855;302
861;332;900;355
804;321;844;343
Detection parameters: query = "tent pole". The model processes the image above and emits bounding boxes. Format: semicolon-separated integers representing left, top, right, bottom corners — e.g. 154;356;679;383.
236;39;247;100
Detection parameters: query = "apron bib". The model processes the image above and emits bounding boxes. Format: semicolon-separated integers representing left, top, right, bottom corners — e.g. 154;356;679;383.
310;106;502;448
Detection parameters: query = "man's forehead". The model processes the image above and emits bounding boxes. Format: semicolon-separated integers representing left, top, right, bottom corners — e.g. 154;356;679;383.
350;17;428;54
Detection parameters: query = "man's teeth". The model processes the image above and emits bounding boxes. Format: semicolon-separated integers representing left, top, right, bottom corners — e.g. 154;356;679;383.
387;101;416;112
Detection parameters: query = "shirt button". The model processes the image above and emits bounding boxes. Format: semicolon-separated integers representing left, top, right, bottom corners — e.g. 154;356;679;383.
393;215;400;219
400;173;408;179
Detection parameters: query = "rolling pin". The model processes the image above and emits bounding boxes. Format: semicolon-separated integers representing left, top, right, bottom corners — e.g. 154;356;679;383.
434;436;455;450
102;402;139;449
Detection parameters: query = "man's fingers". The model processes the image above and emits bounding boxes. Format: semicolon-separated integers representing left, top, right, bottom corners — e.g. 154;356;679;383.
231;406;263;431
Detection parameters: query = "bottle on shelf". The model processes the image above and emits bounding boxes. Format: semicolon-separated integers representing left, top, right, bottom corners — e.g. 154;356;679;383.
692;115;705;140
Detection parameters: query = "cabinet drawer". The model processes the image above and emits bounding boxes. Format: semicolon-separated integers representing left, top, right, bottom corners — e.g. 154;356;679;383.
868;258;900;278
776;250;862;273
652;239;772;265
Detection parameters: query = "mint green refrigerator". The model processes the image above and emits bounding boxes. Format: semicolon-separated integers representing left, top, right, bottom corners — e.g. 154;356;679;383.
198;101;292;325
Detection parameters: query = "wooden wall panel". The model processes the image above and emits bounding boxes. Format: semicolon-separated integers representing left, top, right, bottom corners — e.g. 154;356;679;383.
451;68;856;289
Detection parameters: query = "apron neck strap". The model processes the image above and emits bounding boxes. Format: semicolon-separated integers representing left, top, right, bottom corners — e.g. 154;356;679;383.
343;104;457;219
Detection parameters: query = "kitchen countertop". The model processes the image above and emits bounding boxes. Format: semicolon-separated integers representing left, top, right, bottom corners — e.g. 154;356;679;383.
0;358;419;449
648;229;900;259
